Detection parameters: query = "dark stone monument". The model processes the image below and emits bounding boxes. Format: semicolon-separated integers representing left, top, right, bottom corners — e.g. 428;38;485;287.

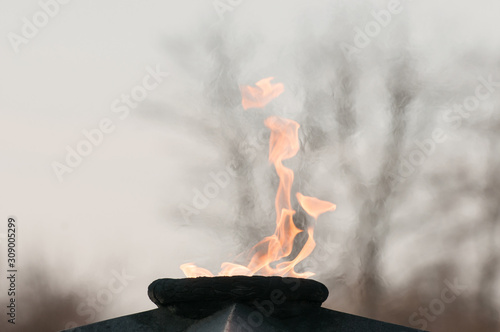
62;276;427;332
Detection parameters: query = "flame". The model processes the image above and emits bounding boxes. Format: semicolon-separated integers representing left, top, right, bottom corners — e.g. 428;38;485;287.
220;262;252;276
180;263;214;277
296;192;337;220
180;78;335;278
240;77;284;110
275;227;316;278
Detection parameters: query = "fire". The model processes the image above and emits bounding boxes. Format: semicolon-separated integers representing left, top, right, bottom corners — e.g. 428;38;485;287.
296;193;336;220
180;263;214;277
181;78;335;278
240;77;284;110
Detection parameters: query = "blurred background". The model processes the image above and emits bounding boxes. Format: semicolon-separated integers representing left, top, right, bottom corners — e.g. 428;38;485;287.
1;0;499;331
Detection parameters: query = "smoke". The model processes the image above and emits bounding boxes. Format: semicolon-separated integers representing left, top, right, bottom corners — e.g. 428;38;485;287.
152;0;500;329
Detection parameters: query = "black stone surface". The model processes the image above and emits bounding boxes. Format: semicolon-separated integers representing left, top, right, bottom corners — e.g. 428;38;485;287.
148;276;329;319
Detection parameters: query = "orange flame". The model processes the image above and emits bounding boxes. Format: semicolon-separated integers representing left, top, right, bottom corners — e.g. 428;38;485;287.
181;78;335;278
240;77;284;110
180;263;214;277
296;193;337;220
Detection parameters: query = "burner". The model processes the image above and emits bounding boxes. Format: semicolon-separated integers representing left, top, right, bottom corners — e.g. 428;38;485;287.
148;276;329;319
